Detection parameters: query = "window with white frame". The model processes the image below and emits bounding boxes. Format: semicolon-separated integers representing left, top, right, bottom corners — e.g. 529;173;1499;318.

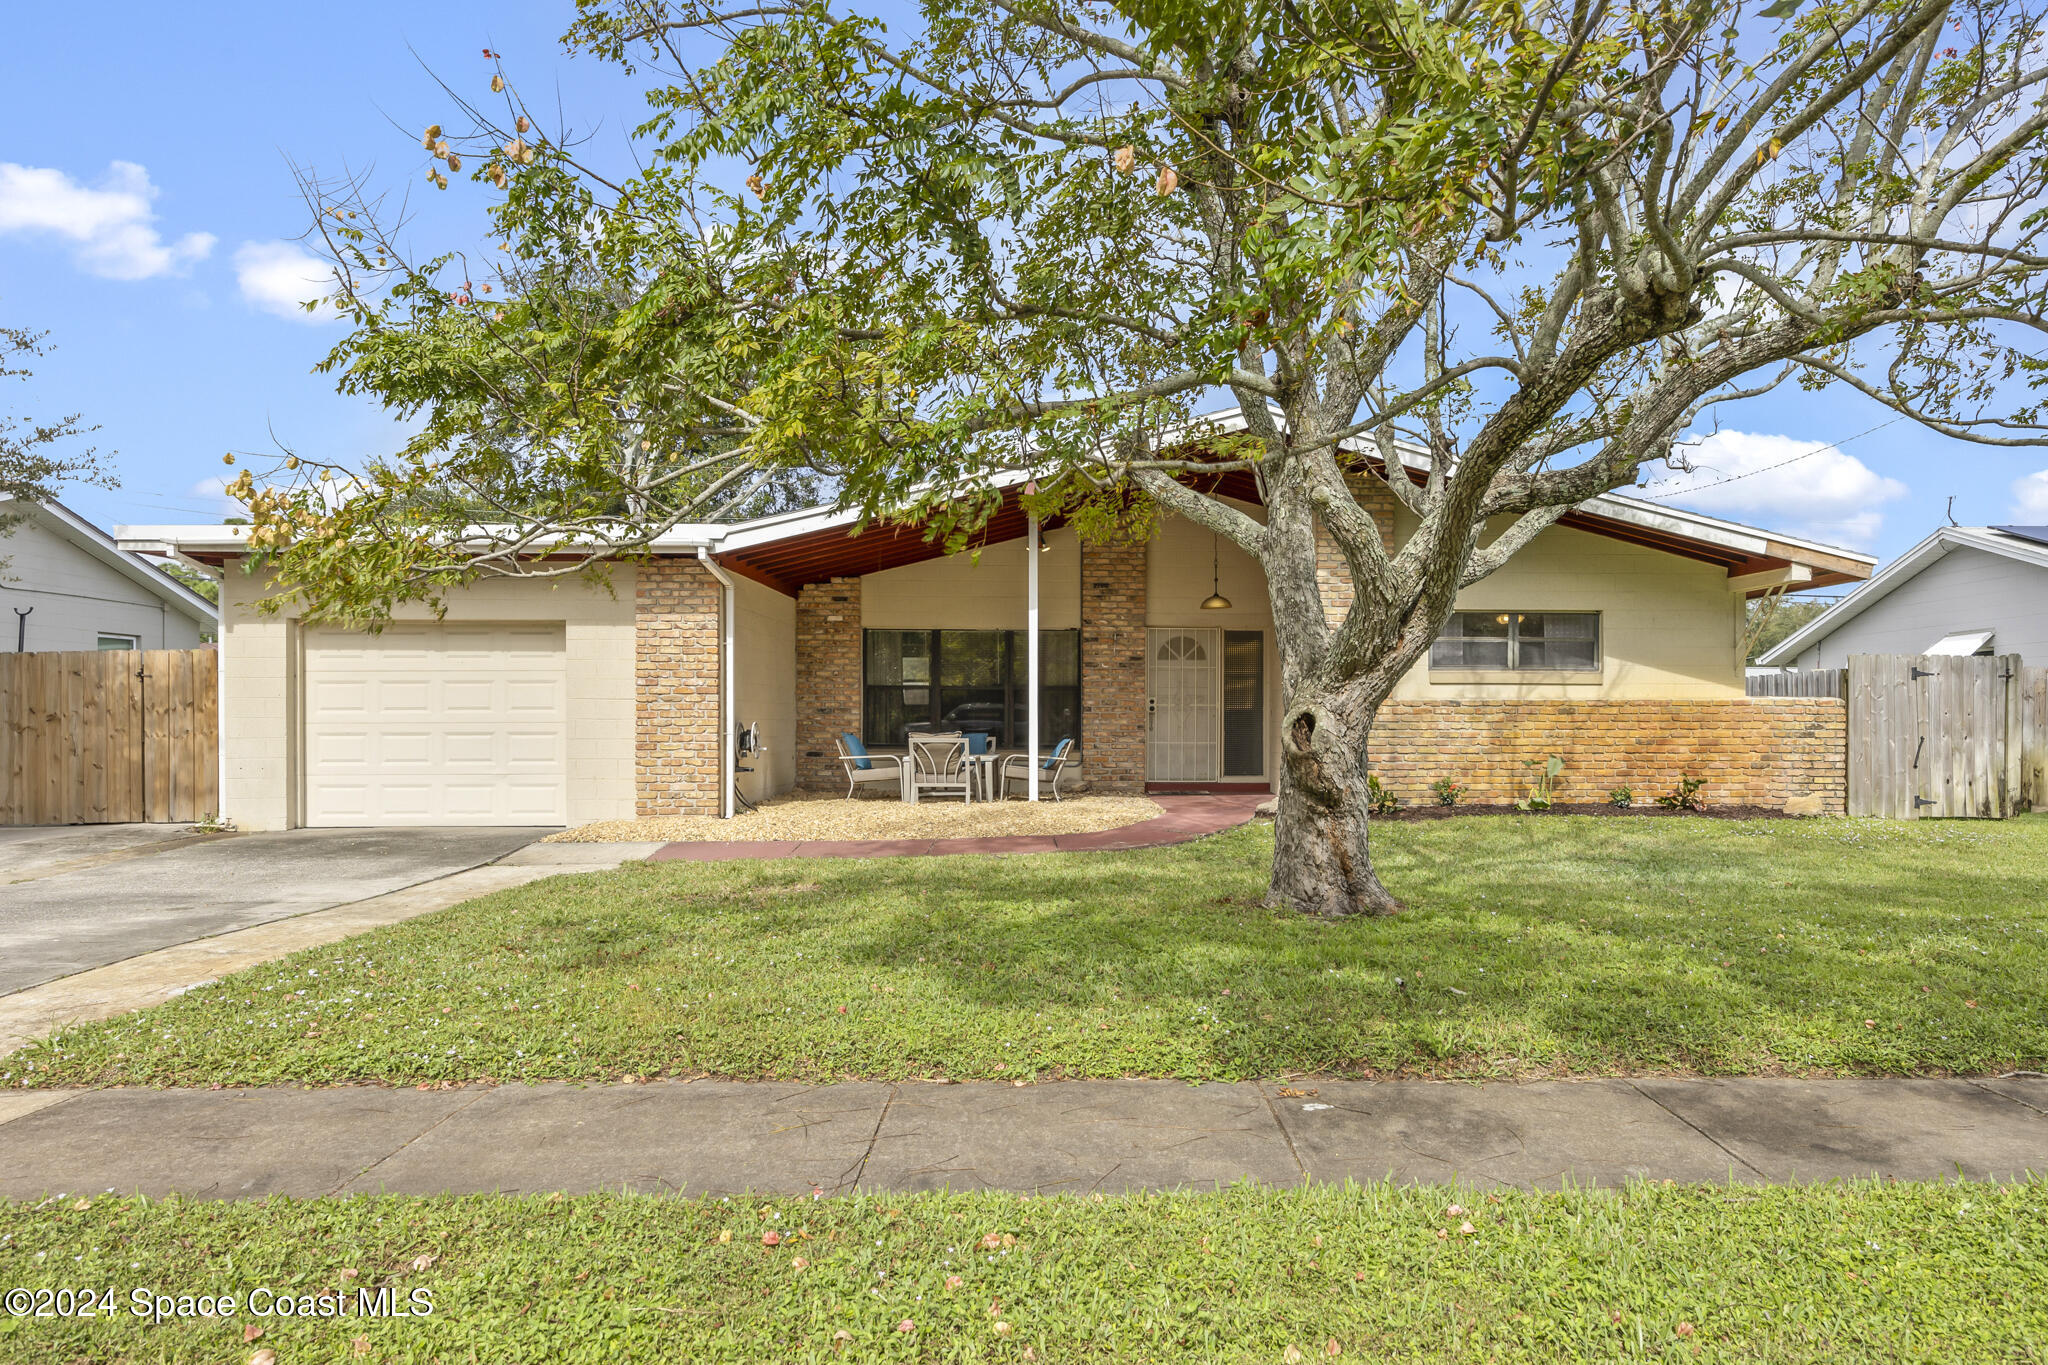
1430;612;1600;672
96;633;140;651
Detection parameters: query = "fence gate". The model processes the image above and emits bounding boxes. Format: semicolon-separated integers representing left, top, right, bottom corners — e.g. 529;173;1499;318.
0;649;219;825
1848;653;2019;819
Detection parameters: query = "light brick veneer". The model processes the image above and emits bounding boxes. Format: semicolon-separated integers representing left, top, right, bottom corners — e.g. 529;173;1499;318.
1315;472;1400;626
635;559;724;816
1080;541;1149;791
1366;698;1847;811
795;577;863;790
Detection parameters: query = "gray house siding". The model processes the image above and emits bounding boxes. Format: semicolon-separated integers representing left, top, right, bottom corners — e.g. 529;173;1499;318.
1;516;209;652
1794;545;2048;668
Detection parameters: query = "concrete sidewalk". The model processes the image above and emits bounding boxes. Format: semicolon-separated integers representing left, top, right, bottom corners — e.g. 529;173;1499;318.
1;1076;2041;1201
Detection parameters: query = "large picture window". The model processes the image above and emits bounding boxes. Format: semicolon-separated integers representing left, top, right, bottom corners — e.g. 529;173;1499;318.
864;630;1080;748
1430;611;1600;672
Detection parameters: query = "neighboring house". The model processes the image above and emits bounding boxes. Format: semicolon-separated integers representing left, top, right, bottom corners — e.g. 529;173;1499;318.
120;412;1874;830
1759;525;2048;669
1;499;217;654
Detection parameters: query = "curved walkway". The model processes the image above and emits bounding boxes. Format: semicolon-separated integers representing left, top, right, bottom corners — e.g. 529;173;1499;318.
648;792;1267;863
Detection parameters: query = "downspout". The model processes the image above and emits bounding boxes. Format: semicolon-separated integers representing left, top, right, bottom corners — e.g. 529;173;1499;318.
696;547;737;820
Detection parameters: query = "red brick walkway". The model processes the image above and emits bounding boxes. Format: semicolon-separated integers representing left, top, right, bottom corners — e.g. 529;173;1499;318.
648;793;1268;863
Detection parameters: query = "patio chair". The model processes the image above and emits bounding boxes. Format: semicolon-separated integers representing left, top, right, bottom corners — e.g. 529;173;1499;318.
908;732;972;803
835;733;905;799
1001;737;1076;801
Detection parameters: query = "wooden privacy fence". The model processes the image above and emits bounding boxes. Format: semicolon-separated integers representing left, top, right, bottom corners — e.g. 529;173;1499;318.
0;649;219;825
1847;653;2048;819
1746;668;1845;697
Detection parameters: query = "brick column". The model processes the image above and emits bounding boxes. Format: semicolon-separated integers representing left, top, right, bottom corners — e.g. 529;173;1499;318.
635;558;724;816
795;576;863;790
1080;542;1148;791
1315;473;1399;628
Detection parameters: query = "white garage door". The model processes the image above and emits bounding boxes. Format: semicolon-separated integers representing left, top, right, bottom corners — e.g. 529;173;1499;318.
304;623;568;826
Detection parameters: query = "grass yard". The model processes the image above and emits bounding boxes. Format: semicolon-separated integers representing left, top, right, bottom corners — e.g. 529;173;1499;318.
1;1181;2041;1363
7;816;2048;1088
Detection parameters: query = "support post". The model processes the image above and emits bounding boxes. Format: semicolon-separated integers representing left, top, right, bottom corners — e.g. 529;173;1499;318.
1027;512;1041;801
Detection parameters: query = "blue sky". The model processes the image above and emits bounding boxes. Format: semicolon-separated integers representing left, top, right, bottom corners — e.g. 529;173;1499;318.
5;2;2047;573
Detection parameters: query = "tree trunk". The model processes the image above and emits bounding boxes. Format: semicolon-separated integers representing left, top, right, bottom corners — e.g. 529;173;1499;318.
1269;681;1401;917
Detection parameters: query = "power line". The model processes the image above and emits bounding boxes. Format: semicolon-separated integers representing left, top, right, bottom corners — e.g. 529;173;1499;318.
1640;415;1906;500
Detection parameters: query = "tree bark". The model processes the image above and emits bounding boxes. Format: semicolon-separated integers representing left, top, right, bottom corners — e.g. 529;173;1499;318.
1270;678;1402;917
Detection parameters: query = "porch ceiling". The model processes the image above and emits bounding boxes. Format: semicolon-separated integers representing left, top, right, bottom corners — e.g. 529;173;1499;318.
717;489;1047;595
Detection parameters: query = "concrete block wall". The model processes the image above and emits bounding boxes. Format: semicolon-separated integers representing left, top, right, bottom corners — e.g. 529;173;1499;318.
1367;698;1848;811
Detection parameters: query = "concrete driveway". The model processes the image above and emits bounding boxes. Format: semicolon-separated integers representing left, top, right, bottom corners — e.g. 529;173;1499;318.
0;827;548;996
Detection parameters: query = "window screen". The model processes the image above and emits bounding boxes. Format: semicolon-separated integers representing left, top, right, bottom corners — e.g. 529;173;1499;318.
1430;612;1599;672
864;630;1080;748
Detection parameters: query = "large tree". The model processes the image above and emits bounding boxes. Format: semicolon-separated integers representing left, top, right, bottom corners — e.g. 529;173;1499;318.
257;0;2048;916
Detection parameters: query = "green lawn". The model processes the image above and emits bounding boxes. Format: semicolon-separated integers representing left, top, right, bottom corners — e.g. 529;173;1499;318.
1;1181;2041;1363
8;816;2047;1088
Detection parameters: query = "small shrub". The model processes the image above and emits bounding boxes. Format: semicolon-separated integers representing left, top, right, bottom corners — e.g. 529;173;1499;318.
1429;777;1466;807
1367;773;1401;816
1656;776;1708;811
1607;786;1635;809
1515;755;1564;812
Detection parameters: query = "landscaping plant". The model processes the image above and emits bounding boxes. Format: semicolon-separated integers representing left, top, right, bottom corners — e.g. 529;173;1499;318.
1607;786;1635;809
1429;777;1466;807
1657;777;1709;811
1367;774;1401;817
1515;756;1564;812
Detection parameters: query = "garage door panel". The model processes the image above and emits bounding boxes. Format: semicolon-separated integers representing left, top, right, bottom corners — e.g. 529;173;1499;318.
305;624;567;826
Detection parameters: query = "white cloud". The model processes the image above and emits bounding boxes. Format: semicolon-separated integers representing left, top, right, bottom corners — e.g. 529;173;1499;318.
233;240;343;323
1640;429;1907;549
2010;470;2048;522
0;161;215;280
188;476;241;516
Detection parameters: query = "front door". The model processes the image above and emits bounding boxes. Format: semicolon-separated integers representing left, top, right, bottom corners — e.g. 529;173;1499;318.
1147;628;1219;780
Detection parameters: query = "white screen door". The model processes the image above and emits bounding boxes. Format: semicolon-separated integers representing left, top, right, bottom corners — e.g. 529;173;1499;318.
1148;628;1219;780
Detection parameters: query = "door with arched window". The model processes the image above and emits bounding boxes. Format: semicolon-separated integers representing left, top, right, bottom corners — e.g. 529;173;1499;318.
1147;628;1219;780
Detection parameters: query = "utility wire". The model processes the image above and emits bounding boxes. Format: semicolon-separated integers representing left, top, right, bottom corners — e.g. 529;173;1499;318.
1640;415;1905;500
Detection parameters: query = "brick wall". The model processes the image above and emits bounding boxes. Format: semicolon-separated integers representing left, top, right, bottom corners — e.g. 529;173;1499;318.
1367;698;1847;811
1080;541;1148;791
1316;473;1399;627
635;559;724;816
794;576;863;790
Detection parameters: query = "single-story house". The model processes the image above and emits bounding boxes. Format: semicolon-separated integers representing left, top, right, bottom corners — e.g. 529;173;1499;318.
2;498;218;653
1759;524;2048;668
118;417;1873;829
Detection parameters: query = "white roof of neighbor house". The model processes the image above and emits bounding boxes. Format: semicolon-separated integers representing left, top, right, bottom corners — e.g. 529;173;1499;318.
1757;525;2048;664
6;498;218;624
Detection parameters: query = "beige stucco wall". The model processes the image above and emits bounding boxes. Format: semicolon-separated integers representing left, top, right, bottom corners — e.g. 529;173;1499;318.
216;563;638;831
1389;518;1745;700
731;574;797;803
861;526;1081;630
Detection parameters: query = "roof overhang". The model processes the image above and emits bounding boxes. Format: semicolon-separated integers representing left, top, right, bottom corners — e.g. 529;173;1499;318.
712;411;1876;596
1758;525;2048;664
9;500;219;623
114;521;731;569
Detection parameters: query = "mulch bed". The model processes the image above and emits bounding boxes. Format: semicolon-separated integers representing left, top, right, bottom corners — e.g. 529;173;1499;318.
1383;802;1792;821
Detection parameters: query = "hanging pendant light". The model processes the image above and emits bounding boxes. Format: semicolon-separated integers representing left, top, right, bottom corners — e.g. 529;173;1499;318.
1201;532;1232;610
